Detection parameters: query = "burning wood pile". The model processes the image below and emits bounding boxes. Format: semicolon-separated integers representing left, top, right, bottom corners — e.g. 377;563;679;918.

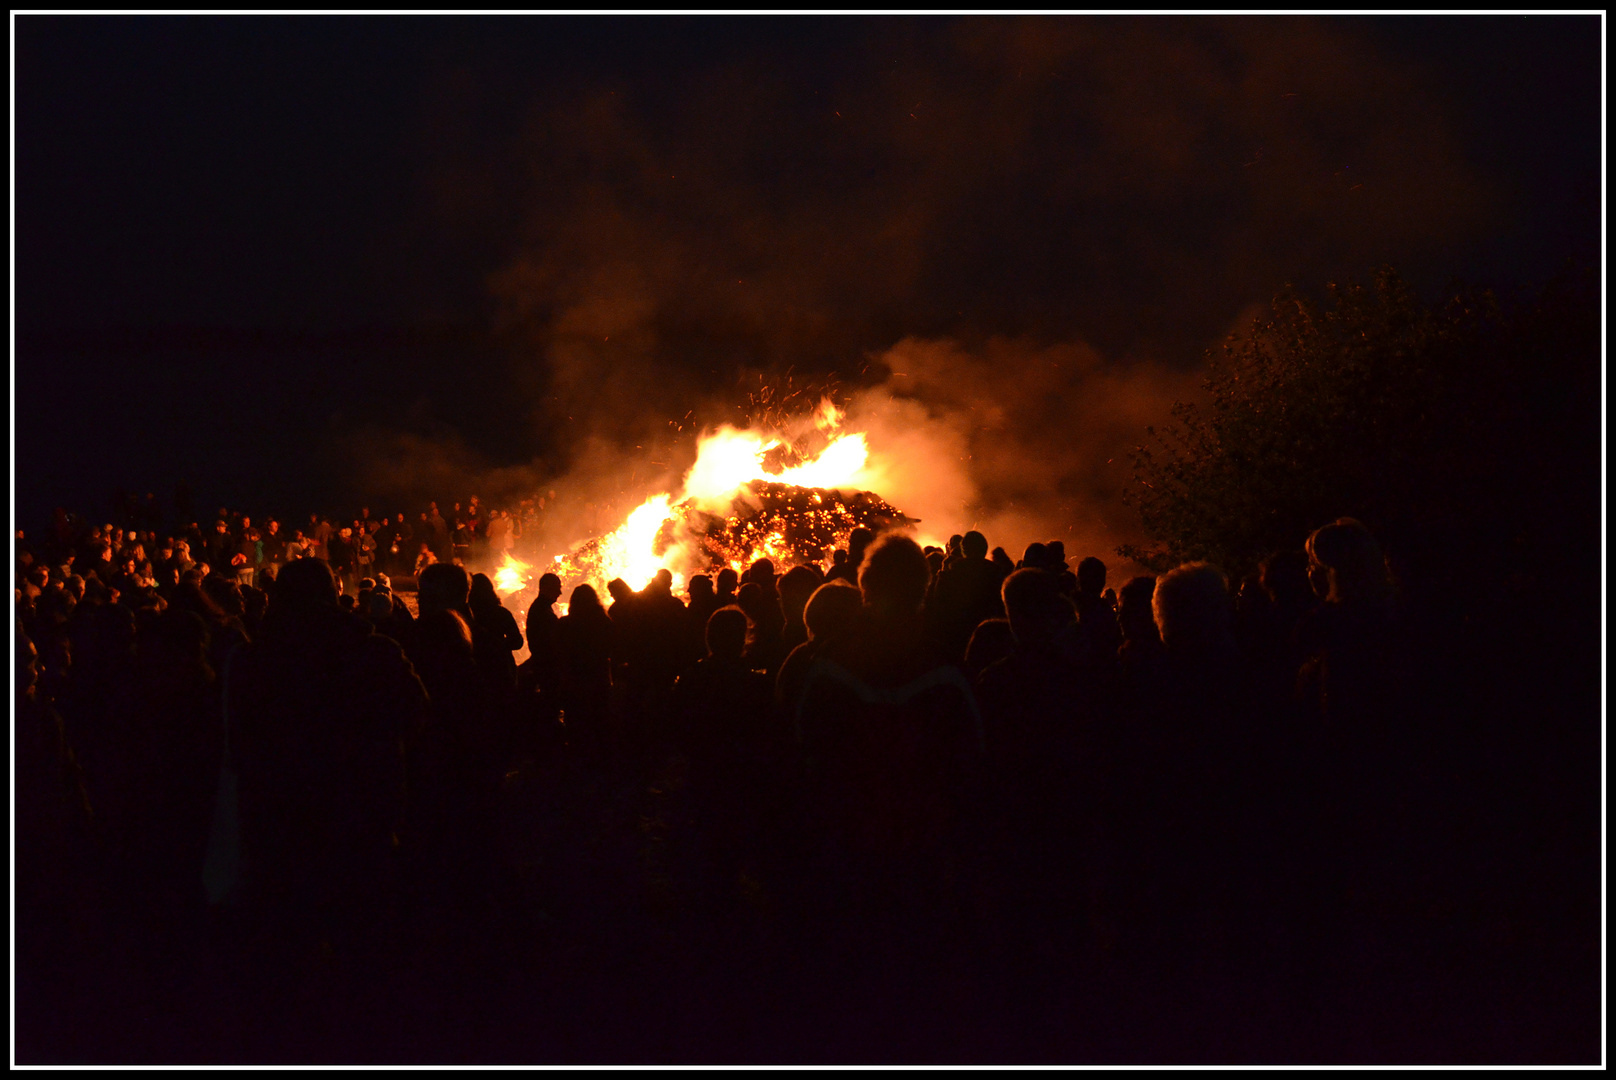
558;481;913;588
493;397;917;602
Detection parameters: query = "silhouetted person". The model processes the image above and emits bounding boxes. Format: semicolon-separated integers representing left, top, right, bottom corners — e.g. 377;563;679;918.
522;572;564;693
557;584;613;756
605;577;645;684
470;571;524;696
328;527;357;595
205;519;233;575
1296;518;1403;727
517;573;565;751
671;607;773;870
775;578;862;714
825;527;874;586
975;567;1086;739
228;557;426;955
1261;548;1317;653
1074;556;1121;663
976;568;1095;971
1110;562;1252;1006
963;617;1016;681
929;529;1005;663
1292;519;1427;988
795;534;983;964
778;563;823;653
427;504;449;562
745;557;780;600
714;566;739;608
1116;575;1165;696
639;568;690;689
685;574;719;665
736;580;788;679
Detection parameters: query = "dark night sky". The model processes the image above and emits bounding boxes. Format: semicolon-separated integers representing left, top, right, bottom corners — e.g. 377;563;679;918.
13;15;1603;530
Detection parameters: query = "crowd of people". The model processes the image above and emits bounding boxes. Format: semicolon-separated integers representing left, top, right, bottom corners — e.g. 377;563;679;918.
14;498;1595;1062
18;494;546;608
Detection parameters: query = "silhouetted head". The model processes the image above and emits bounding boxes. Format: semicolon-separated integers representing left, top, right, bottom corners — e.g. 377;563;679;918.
1001;568;1076;648
202;574;244;617
859;534;929;617
1261;550;1312;609
649;568;674;595
1306;518;1390;606
746;558;776;587
715;567;739;596
961;531;989;561
734;581;768;621
606;578;633;604
271;556;339;610
947;534;963;558
965;617;1016;676
1020;542;1048;569
705;606;748;660
847;527;875;562
1153;563;1233;655
568;583;604;619
538;572;563;604
687;574;714;603
803;579;862;642
831;549;847;567
1118;575;1159;644
469;572;500;611
418;562;471;616
1047;540;1068;568
1077;556;1107;596
417;608;473;659
779;564;822;618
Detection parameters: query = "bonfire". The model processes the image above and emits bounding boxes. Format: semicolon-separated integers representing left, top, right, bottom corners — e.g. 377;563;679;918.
493;398;917;601
557;481;914;591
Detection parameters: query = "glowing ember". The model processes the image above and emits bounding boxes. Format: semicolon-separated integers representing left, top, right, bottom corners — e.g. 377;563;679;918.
493;552;532;597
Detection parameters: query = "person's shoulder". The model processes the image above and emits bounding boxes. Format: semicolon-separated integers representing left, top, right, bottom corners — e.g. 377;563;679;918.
974;651;1017;693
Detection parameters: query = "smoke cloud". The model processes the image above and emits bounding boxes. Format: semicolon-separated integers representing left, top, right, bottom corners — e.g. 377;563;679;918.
847;336;1202;569
341;17;1495;569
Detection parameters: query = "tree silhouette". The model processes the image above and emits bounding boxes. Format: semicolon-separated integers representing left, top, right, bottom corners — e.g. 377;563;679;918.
1120;267;1598;595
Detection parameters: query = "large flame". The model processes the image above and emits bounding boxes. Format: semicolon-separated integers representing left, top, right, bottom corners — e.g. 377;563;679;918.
552;398;889;593
680;426;873;507
493;552;531;597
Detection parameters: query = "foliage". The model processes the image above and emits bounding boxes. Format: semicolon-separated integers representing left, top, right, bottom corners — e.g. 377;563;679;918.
1120;267;1599;589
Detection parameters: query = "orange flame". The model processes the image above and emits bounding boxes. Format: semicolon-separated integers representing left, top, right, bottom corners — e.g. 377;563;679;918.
552;397;882;592
493;552;531;597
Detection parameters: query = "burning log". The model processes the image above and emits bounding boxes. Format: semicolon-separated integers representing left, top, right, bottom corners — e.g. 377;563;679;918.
688;481;915;570
556;480;913;590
